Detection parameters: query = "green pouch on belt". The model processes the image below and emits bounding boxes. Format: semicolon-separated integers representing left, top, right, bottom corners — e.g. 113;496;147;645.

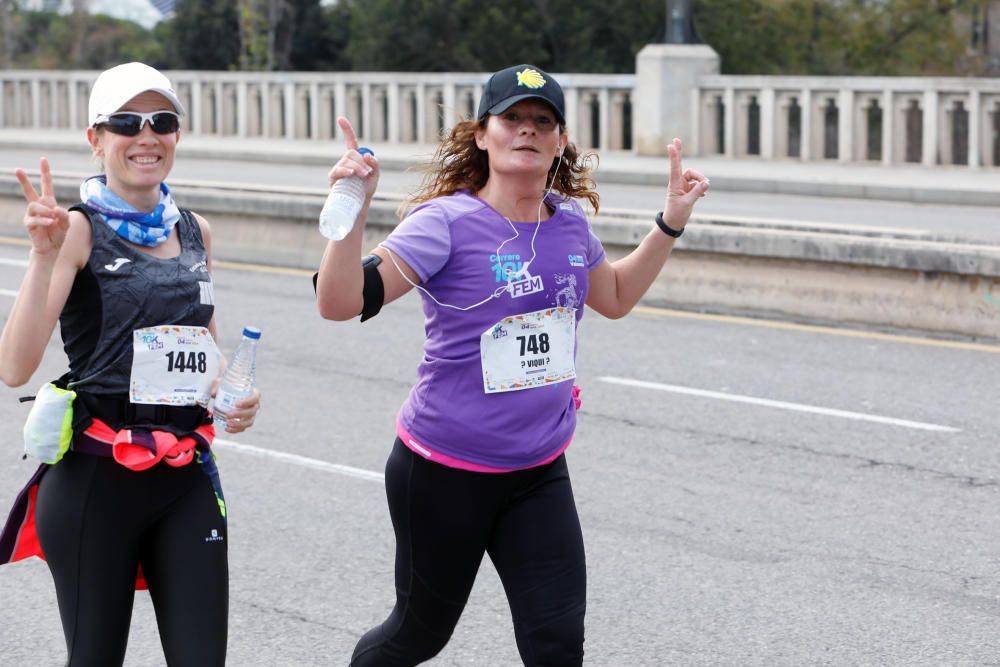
23;382;76;464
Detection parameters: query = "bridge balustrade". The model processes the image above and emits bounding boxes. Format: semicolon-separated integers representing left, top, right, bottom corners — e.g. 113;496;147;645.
0;69;997;168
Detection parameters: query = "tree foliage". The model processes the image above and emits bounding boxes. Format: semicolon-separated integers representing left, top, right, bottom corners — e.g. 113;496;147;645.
694;0;976;75
344;0;664;73
170;0;240;70
0;8;163;69
0;0;987;76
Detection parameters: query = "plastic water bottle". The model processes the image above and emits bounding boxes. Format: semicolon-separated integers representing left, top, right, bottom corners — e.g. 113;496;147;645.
319;146;375;240
213;326;261;430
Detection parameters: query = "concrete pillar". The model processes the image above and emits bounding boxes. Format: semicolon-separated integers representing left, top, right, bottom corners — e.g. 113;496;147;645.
237;81;248;138
634;43;720;156
760;88;775;159
249;85;263;136
939;97;955;165
309;82;320;140
894;97;911;163
881;90;893;166
295;87;309;139
610;91;627;150
13;81;22;128
213;81;224;135
838;88;853;163
734;91;749;157
315;88;331;140
800;89;812;161
598;87;610;151
371;88;386;141
473;84;483;120
398;88;413;142
362;83;373;141
443;83;456;133
689;88;701;155
264;86;275;137
284;82;295;140
579;92;597;149
416;83;427;142
699;92;720;154
425;87;442;141
191;80;203;134
30;79;41;129
68;79;78;130
969;89;981;169
722;87;735;158
334;82;347;139
565;87;579;142
49;80;58;128
775;95;790;158
353;89;365;134
387;82;400;143
922;89;938;166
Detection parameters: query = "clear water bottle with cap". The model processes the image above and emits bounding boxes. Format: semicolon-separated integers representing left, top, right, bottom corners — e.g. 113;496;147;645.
319;146;375;240
213;326;261;430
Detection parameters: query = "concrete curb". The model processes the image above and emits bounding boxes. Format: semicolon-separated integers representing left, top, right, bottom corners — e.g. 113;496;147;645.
0;176;996;339
4;175;996;278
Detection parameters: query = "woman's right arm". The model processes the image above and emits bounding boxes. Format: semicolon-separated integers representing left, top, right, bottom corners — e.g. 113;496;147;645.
316;117;418;320
0;160;90;387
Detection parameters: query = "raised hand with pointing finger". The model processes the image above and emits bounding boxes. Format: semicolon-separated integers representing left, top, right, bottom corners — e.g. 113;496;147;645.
15;158;71;257
328;116;380;200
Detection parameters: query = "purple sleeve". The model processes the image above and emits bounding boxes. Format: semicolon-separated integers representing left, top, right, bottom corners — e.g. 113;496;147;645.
379;202;452;282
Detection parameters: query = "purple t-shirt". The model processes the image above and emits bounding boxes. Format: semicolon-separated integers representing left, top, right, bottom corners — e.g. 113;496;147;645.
381;190;606;470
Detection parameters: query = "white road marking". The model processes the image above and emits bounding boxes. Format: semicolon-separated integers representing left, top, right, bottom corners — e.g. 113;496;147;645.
0;258;28;267
214;438;384;482
599;376;960;433
0;288;18;297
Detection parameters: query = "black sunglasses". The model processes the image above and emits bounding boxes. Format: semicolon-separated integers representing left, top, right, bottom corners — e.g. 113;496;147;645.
94;110;181;136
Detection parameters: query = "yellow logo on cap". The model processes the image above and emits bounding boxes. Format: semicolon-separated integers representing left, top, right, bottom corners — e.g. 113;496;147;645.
516;68;546;89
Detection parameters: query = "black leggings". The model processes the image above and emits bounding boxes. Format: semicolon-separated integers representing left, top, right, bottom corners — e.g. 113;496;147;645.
34;452;228;666
351;439;587;667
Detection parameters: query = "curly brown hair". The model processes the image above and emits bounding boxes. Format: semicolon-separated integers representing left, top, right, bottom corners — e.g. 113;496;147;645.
403;117;600;217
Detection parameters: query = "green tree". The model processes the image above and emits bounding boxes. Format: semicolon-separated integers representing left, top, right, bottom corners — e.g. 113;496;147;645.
694;0;973;75
289;0;348;70
344;0;664;73
170;0;240;69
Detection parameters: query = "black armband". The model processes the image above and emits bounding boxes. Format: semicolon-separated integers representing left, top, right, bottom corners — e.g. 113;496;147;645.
360;254;384;322
310;254;384;322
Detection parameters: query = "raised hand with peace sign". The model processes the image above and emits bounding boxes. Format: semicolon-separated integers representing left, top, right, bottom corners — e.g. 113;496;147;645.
15;157;71;257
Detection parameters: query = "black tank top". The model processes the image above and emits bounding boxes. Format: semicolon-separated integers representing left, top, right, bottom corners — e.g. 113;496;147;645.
60;204;215;397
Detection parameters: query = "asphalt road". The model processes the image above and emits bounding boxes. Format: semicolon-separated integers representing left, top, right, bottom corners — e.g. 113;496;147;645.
2;146;1000;243
0;239;997;665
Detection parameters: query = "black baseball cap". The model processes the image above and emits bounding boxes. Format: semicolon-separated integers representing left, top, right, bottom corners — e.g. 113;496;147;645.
477;64;565;125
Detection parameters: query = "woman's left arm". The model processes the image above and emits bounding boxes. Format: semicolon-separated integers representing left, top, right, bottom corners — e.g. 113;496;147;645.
586;138;708;319
194;212;261;433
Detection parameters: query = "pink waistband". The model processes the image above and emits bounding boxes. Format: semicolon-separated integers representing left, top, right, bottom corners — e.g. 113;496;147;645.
396;420;571;473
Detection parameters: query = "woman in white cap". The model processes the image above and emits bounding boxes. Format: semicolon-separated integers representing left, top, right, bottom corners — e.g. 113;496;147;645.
0;62;259;665
316;63;708;665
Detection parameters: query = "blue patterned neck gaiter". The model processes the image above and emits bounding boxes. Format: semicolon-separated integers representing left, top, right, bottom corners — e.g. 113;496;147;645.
80;175;181;247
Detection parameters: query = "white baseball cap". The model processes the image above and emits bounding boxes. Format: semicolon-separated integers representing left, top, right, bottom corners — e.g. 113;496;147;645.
88;62;186;126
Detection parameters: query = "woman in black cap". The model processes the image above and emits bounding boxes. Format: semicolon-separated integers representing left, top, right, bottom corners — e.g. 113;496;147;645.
317;63;708;666
0;62;260;666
